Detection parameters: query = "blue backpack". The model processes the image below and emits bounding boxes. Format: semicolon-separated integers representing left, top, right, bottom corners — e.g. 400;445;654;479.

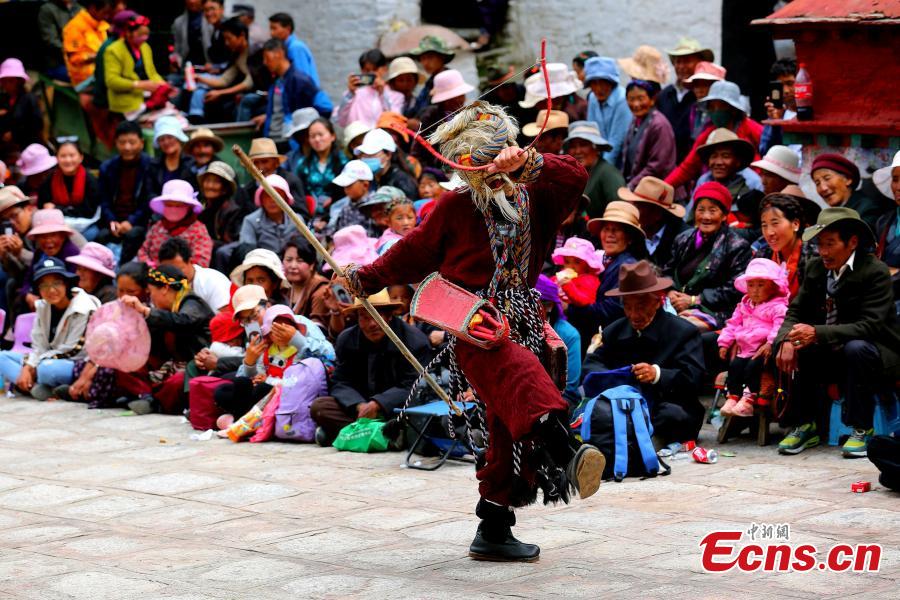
571;368;670;481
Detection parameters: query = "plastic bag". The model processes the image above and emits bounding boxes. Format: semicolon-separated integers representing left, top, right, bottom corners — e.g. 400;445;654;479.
332;418;389;453
84;300;151;372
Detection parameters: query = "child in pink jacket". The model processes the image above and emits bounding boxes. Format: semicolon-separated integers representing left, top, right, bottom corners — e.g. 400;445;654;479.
717;258;789;417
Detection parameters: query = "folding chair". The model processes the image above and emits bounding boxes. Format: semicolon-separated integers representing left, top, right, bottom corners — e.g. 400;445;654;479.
395;400;477;471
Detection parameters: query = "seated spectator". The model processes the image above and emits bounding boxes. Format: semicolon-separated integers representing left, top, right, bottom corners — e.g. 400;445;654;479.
201;0;229;68
0;187;35;295
0;59;44;158
572;50;598;83
354;129;418;201
234;139;307;219
97;120;153;263
239;174;298;255
774;208;900;458
409;35;453;116
65;242;118;303
192;310;246;377
536;275;581;406
376;196;416;255
158;237;230;313
621;79;676;187
750;145;801;197
583;260;706;445
172;0;211;72
657;37;714;162
760;58;798;155
138;180;213;268
39;0;81;81
230;248;291;307
256;38;323;142
190;17;254;122
284;107;318;172
16;144;58;199
295;118;347;218
619;176;688;269
752;193;820;298
326;225;379;277
197;161;241;244
62;0;113;87
184;128;224;175
664;182;751;331
148;117;196;196
551;237;604;309
0;257;100;400
356;186;404;238
232;4;267;51
375;111;423;179
522;110;569;156
282;235;346;337
310;288;430;445
336;49;404;128
19;209;82;313
103;13;166;120
325;160;374;234
342;121;371;158
386;57;422;118
563;121;623;219
416;68;474;134
37;141;101;227
415;168;448;221
874;151;900;280
267;12;332;115
583;57;631;168
684;61;726;142
811;153;885;231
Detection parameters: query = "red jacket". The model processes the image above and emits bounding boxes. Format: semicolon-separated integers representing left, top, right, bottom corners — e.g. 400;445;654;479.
558;273;600;307
665;118;764;190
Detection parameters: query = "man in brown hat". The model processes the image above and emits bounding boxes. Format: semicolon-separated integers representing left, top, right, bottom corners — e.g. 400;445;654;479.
583;260;706;445
657;37;715;162
618;177;688;268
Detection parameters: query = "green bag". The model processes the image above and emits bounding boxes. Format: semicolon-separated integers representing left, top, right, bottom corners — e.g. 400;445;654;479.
332;418;389;453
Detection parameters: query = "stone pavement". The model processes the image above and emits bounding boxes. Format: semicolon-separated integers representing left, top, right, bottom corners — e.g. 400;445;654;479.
0;394;896;600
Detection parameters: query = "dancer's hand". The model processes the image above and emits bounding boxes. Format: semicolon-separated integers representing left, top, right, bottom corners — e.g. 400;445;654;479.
486;146;527;175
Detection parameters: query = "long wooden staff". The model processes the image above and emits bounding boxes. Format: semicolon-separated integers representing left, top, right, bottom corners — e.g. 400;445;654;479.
232;146;461;416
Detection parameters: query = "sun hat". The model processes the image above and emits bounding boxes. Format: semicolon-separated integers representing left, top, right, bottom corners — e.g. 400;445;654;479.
618;176;685;218
430;69;474;104
184;127;225;154
149;179;203;215
0;58;29;82
286;107;320;138
698;80;746;114
229;249;290;289
386;56;424;84
666;37;715;62
332;160;374;187
587;201;646;240
376;111;410;142
536;274;567;321
0;185;28;214
563;121;612;151
261;304;297;336
693;181;733;213
684;61;726;84
254;173;294;207
801;206;875;246
209;310;244;342
409;35;456;61
326;225;378;273
519;63;580;108
197;161;237;196
26;208;74;239
618;45;670;84
354;128;397;156
873;150;900;200
522;109;569;138
342;288;403;314
696;128;755;169
248;138;286;162
66;242;117;279
231;284;268;316
810;153;861;190
734;258;789;296
16;144;57;177
750;145;801;184
359;185;406;210
343;121;372;152
552;237;605;271
152;115;188;146
31;256;77;291
582;56;620;87
605;260;673;297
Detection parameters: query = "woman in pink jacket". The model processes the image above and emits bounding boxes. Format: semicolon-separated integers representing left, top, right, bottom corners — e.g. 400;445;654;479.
717;258;789;417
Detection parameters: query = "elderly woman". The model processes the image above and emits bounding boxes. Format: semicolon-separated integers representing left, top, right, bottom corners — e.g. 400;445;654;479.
664;182;751;331
750;145;802;196
103;13;166;119
282;235;346;338
230;248;291;306
66;242;118;303
621;79;676;188
811;153;885;231
563;121;624;218
197;161;242;245
751;193;820;299
148;116;195;195
874;151;900;293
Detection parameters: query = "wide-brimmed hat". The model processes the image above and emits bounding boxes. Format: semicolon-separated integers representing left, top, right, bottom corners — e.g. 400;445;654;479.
0;58;29;82
698;80;746;114
27;208;74;239
66;242;117;279
522;110;569;138
354;128;397;156
693;181;733;213
342;288;403;315
326;225;379;273
0;185;28;214
332;160;374;187
16;144;57;177
197;161;237;196
231;284;268;317
343;121;372;152
386;56;424;84
261;304;297;336
153;115;188;146
802;206;875;246
605;260;673;297
587;201;646;240
359;185;406;209
150;179;203;215
810;153;861;190
254;173;294;207
582;57;619;87
618;45;670;84
229;249;290;289
31;256;77;291
519;64;580;108
666;37;715;62
618;176;685;218
184;127;225;154
286;107;320;139
751;145;801;184
409;35;456;60
696;128;755;169
734;258;789;296
873;150;900;200
563;121;612;151
684;61;726;84
248;138;285;162
552;237;605;271
430;69;474;104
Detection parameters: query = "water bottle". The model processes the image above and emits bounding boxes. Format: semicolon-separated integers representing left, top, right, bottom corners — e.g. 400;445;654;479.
184;61;197;92
795;63;813;121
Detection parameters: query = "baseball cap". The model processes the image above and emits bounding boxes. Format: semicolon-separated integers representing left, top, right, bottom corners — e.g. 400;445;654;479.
332;160;374;187
354;129;397;156
231;284;268;319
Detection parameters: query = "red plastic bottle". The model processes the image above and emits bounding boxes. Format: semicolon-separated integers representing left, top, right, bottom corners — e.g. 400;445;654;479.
795;63;813;121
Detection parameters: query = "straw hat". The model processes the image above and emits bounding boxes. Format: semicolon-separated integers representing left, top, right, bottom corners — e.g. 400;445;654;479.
197;161;237;196
66;242;117;279
605;260;673;297
696;128;755;169
618;176;685;218
342;288;403;315
666;38;714;63
386;56;424;84
184;127;224;154
343;121;372;152
0;185;28;214
563;121;612;151
430;69;474;104
618;46;670;84
522;110;569;138
229;249;291;289
27;208;74;239
751;145;801;184
587;201;646;239
248;138;285;162
149;179;203;215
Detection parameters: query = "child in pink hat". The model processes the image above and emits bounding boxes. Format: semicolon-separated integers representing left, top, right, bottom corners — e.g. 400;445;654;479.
717;258;789;417
137;179;212;268
551;237;605;307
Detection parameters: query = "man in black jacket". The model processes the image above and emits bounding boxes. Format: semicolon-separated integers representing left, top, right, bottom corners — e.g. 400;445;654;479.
619;176;688;271
310;289;431;444
583;261;706;445
656;38;714;163
775;208;900;458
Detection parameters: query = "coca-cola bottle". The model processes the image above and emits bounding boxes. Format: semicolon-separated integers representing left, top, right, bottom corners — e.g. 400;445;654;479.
184;62;197;92
795;63;813;121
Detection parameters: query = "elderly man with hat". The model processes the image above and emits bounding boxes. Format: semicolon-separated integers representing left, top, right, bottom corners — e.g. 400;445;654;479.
184;127;225;175
563;121;624;218
619;177;688;268
234;138;309;219
656;37;715;162
583;260;706;445
811;152;886;231
409;35;456;116
774;207;900;458
582;57;631;168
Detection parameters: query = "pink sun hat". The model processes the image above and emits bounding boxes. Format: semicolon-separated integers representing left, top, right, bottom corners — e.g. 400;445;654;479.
26;208;74;239
0;58;29;82
430;69;475;104
16;144;57;177
254;173;294;206
149;179;203;215
325;225;378;272
734;258;789;297
66;242;118;279
552;237;605;272
261;304;297;336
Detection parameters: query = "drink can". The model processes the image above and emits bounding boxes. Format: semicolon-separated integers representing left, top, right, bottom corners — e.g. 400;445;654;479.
851;481;871;493
692;447;718;464
682;440;696;452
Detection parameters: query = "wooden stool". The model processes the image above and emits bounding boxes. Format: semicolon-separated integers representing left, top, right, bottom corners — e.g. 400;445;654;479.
716;371;775;446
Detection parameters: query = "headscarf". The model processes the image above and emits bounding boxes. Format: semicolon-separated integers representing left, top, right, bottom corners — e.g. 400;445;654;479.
148;265;191;312
536;274;566;322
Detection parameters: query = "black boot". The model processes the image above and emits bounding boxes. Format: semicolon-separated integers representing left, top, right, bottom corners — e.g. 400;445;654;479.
468;499;540;562
537;411;604;500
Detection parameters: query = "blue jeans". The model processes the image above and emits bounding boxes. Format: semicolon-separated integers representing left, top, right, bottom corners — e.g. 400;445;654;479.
237;92;266;122
0;351;75;389
188;84;210;117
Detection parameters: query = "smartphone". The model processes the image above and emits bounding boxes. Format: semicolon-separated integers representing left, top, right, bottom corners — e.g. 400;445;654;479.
768;80;784;109
3;226;11;237
331;283;352;305
355;73;376;86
